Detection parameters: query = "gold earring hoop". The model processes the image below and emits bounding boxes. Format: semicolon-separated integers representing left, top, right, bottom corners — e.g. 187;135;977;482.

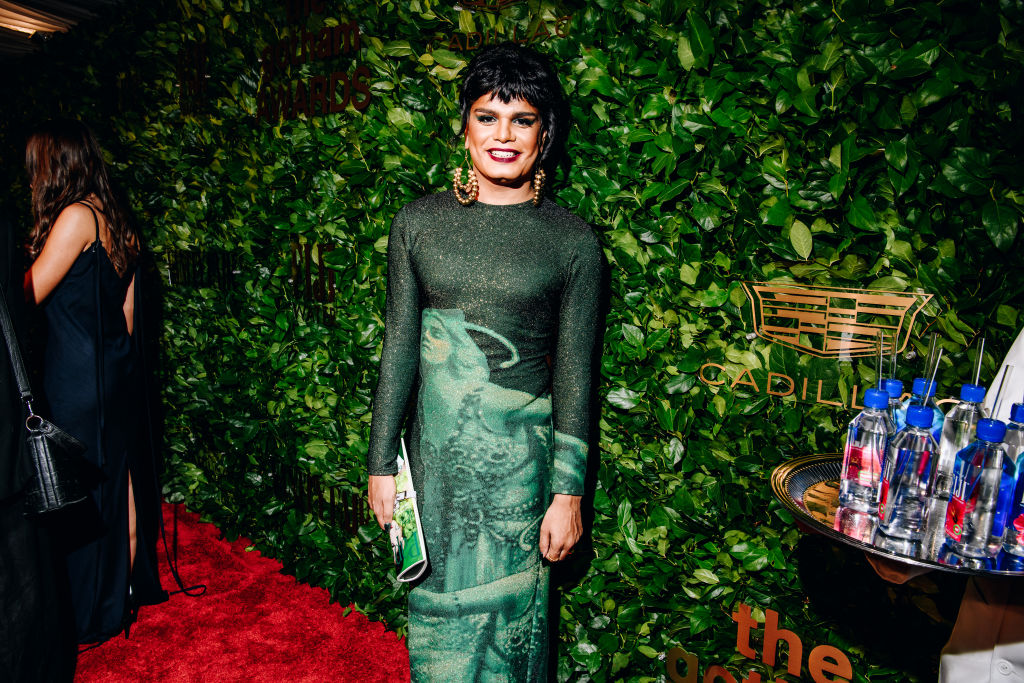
453;149;479;205
532;167;546;206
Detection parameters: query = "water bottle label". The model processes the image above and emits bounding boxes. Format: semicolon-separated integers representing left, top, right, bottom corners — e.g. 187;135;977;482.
878;448;894;513
946;496;968;542
841;443;879;487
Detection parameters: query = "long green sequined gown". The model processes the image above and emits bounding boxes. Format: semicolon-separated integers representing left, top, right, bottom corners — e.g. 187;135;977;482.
367;191;601;681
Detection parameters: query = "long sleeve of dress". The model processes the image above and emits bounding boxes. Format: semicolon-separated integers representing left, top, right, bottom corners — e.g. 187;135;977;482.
367;211;421;476
550;229;603;496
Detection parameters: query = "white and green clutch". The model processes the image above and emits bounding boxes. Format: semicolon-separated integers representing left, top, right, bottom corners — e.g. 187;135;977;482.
387;440;428;582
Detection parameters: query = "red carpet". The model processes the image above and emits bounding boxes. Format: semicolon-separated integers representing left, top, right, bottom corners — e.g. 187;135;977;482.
75;503;410;682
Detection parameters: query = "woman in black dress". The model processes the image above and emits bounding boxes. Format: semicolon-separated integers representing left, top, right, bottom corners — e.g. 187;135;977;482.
24;120;164;644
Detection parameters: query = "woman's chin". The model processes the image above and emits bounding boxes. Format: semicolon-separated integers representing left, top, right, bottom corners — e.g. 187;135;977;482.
480;175;531;190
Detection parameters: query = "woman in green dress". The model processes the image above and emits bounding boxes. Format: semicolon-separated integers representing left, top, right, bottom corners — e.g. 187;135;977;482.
367;43;602;681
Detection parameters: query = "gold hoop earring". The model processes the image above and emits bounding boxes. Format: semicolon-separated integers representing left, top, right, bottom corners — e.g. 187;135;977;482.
453;150;479;205
532;167;546;206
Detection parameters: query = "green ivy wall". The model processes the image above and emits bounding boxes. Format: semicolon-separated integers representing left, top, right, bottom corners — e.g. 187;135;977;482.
2;0;1023;680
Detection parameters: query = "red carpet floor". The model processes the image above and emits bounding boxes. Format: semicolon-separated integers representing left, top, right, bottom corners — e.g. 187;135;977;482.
75;503;410;682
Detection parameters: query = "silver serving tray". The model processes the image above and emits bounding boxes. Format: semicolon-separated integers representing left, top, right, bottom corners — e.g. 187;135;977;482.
771;454;1024;577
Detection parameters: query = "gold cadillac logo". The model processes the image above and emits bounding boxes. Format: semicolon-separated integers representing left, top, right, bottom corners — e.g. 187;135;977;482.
742;282;932;359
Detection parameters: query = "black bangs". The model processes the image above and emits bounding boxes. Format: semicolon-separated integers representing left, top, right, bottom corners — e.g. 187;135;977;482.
458;43;568;173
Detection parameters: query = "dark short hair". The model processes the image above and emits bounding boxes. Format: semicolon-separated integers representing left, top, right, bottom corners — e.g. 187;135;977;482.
458;43;567;172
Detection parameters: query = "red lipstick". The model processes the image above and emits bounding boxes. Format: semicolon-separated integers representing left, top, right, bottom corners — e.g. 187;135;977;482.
487;148;521;163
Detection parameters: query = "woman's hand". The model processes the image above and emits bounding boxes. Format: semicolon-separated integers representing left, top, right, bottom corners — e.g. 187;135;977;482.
539;493;582;562
368;474;396;529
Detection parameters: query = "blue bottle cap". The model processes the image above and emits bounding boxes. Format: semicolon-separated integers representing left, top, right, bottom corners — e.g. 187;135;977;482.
864;388;889;410
883;378;904;399
1011;403;1024;424
906;405;934;429
959;383;986;403
912;377;937;398
976;418;1007;443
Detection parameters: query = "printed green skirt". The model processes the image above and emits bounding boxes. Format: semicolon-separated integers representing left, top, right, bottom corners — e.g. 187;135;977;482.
406;309;585;681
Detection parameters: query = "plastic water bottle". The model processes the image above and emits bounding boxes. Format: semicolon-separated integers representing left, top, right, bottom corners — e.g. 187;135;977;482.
874;406;937;556
919;384;984;560
939;418;1008;570
994;405;1024;566
878;379;904;506
1001;412;1024;566
1003;403;1024;466
896;377;944;441
938;384;988;464
835;388;894;542
883;379;904;428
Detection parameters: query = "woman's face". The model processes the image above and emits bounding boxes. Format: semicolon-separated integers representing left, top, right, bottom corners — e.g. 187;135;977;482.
421;313;453;365
464;93;543;195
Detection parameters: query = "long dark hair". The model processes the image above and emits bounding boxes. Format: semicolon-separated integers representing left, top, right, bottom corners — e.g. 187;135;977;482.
458;43;568;174
25;120;138;274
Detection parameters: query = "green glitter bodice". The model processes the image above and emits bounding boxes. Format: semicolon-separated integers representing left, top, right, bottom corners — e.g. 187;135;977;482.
367;191;601;496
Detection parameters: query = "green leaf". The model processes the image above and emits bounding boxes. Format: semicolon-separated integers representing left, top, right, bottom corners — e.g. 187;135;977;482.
764;196;791;227
742;550;769;571
621;323;644;346
868;276;907;291
940;148;992;196
679;263;699;285
996;305;1018;328
304;440;329;457
789;220;813;259
625;128;655;143
457;9;475;34
792;85;820;118
982;201;1019;251
693;568;719;584
641;94;672;119
699;285;729;308
847;195;877;230
885;137;908;171
607;387;641;410
914;76;956;108
664;373;696;395
677;35;696;71
386;108;414;129
381;40;413;57
637;645;659;658
687;10;714;68
430;49;464;69
819;39;843;71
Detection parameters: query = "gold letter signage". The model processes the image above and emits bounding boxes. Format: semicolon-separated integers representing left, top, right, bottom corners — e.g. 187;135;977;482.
257;0;371;122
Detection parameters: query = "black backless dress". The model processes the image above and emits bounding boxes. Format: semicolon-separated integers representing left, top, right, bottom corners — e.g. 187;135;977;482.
42;203;164;644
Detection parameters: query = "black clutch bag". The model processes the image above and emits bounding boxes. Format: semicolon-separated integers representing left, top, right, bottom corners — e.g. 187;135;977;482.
0;284;89;515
